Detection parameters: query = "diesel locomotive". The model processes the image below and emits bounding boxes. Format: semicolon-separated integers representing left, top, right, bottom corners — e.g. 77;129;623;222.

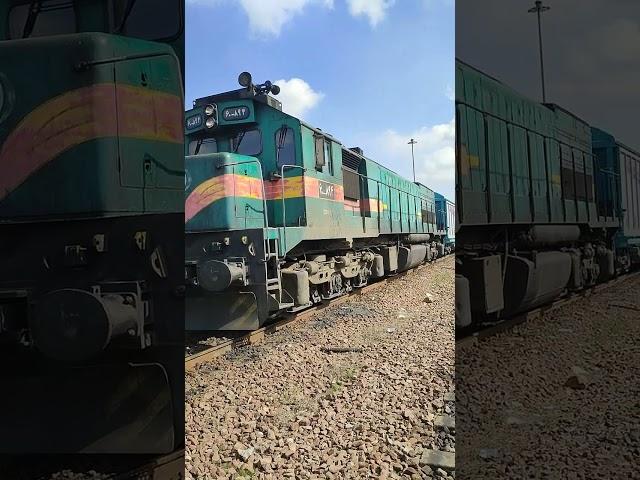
0;0;184;453
185;73;454;330
455;59;640;327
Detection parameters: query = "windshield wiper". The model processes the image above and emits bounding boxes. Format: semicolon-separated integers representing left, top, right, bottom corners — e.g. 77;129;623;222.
115;0;137;34
193;139;203;155
233;131;246;153
22;0;42;38
275;125;287;165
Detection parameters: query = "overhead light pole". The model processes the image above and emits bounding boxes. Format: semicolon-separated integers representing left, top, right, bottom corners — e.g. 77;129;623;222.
528;0;551;103
408;138;417;182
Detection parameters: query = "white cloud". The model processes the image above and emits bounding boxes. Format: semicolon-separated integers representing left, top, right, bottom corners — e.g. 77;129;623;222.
186;0;334;36
238;0;333;36
378;118;455;197
274;78;325;118
187;0;396;35
346;0;395;27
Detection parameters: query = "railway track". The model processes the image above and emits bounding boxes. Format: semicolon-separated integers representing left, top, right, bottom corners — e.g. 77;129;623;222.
456;269;640;348
109;449;184;480
185;258;446;370
0;450;184;480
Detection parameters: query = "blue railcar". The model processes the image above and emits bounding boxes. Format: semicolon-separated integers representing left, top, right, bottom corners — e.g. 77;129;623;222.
435;192;455;253
592;127;640;265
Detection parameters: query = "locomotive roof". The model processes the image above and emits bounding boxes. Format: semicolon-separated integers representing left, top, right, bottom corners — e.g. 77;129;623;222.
542;103;591;128
435;191;453;203
457;58;592;127
300;120;337;141
457;58;508;89
593;126;640;157
194;88;282;111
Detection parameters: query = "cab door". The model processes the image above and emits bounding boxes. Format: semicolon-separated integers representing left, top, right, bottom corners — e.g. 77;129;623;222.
114;51;183;213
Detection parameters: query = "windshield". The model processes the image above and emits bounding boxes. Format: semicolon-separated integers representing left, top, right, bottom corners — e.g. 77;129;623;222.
187;129;262;157
188;138;217;156
8;0;181;40
114;0;181;41
9;0;76;39
230;129;261;156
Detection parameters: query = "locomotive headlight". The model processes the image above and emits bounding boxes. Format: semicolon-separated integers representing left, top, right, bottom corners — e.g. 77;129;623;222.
205;117;217;129
204;104;216;116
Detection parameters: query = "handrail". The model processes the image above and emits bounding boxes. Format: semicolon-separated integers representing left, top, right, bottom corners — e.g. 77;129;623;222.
216;159;271;260
279;164;307;258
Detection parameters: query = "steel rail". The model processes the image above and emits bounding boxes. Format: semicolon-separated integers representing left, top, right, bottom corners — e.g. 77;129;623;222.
185;257;448;371
111;449;185;480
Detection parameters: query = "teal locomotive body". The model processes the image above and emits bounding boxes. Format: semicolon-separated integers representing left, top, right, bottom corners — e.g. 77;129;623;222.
185;74;451;330
455;59;638;327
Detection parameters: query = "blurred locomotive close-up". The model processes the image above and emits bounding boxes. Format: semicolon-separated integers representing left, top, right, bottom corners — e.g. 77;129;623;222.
184;73;455;331
0;0;185;453
455;59;640;327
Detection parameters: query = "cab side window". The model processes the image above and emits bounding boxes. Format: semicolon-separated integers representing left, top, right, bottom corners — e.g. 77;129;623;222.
324;139;334;176
314;134;325;172
314;135;334;176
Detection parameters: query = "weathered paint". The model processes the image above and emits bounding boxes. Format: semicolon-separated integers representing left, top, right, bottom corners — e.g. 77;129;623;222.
456;59;600;228
185;82;444;253
0;33;184;220
0;83;182;201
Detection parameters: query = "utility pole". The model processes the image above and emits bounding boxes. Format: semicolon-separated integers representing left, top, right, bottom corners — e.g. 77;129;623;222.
528;0;550;103
408;138;417;183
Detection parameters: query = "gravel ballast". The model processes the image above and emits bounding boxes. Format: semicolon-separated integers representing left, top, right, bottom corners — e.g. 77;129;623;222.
457;274;640;479
186;256;455;479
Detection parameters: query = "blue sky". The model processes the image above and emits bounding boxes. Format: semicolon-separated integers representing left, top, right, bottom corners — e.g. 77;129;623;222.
186;0;455;199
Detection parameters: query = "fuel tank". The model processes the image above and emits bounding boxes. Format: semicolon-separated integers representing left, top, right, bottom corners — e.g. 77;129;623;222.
398;244;427;272
503;251;572;315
